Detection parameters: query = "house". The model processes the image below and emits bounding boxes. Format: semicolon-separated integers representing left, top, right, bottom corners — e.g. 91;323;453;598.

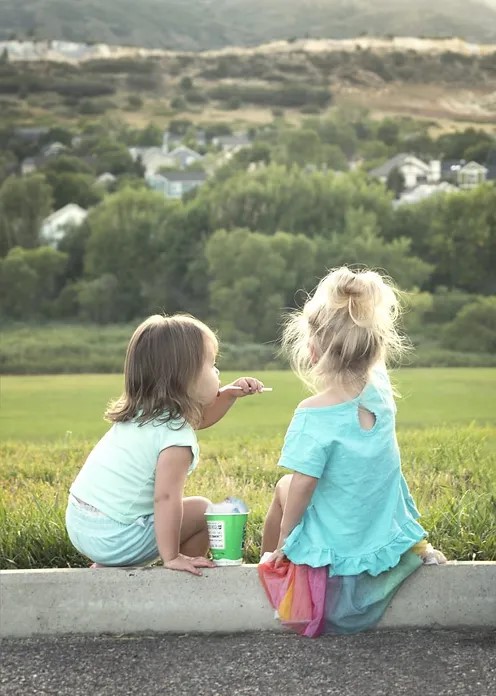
146;171;206;199
167;145;203;169
13;126;49;142
41;141;67;158
457;161;488;189
129;147;171;177
369;153;441;189
394;182;458;207
21;158;38;175
129;145;203;177
96;172;117;187
40;204;88;245
212;133;251;153
442;160;490;189
162;129;207;153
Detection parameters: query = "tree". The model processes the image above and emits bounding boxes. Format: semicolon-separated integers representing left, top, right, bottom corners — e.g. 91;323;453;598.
277;129;322;167
206;228;318;342
428;187;493;292
376;119;400;147
78;274;120;323
202;164;393;238
0;245;67;318
84;188;175;320
45;172;103;210
442;298;496;353
386;167;405;198
42;155;93;176
0;175;53;255
435;128;495;161
93;141;138;176
0;248;38;318
315;228;433;291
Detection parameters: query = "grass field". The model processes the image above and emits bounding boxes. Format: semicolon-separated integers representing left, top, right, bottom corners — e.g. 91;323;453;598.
1;369;495;569
2;369;496;442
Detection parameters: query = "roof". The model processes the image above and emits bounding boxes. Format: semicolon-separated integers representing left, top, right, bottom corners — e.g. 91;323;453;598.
161;171;206;183
168;146;202;158
460;160;488;173
14;126;50;140
369;152;429;178
97;172;117;182
42;204;87;226
369;153;410;178
213;134;251;147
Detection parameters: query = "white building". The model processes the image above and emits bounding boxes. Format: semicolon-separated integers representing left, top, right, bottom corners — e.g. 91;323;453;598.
129;145;203;177
212;133;251;153
40;204;88;245
457;161;488;189
370;153;441;189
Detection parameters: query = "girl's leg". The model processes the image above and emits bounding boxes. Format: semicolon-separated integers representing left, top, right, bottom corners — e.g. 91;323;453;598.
261;474;292;554
179;496;212;557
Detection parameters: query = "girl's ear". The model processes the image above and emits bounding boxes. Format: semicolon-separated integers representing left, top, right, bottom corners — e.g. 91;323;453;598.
309;340;319;365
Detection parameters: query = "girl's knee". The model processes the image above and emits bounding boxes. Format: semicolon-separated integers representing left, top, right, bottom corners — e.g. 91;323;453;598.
184;495;211;510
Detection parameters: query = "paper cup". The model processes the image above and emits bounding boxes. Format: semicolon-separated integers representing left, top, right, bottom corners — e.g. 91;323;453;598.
205;512;248;566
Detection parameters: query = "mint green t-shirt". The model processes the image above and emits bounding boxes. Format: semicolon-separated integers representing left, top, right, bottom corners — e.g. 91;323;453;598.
70;417;199;524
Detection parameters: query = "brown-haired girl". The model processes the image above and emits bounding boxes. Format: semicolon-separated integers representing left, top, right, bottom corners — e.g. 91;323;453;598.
66;314;263;576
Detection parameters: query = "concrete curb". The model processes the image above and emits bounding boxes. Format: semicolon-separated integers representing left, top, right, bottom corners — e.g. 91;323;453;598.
1;562;495;638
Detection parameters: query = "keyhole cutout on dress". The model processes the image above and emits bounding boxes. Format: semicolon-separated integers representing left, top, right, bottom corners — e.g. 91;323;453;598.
358;405;376;431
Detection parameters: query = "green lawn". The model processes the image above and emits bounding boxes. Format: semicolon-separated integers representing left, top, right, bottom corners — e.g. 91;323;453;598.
1;369;495;443
1;368;495;568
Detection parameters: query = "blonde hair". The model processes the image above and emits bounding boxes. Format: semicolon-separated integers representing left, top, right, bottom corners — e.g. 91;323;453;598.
282;267;406;392
105;314;218;428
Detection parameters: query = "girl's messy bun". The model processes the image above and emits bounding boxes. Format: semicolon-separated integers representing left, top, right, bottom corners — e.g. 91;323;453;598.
282;266;406;391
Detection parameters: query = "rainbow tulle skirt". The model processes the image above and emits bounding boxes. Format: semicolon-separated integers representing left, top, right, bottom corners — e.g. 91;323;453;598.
258;545;425;637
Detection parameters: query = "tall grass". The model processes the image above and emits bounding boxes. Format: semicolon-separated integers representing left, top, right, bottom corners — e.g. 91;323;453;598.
1;427;495;569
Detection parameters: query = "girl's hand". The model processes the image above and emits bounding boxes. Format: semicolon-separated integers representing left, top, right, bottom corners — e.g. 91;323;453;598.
220;377;264;397
268;548;286;568
163;554;216;576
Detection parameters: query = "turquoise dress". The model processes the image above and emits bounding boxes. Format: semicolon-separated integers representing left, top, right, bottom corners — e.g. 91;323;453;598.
279;366;426;577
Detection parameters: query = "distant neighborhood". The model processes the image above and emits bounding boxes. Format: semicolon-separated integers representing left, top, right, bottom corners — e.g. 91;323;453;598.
6;123;496;245
10;125;253;244
369;153;496;206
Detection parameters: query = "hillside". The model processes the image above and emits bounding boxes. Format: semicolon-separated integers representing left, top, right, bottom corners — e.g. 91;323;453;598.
1;0;496;49
1;37;495;130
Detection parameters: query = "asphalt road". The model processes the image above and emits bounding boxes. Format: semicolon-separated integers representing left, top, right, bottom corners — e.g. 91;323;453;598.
1;629;495;696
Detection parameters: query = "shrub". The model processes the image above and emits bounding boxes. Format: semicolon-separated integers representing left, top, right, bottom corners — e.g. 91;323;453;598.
126;94;143;110
442;298;496;354
209;83;331;108
53;81;115;98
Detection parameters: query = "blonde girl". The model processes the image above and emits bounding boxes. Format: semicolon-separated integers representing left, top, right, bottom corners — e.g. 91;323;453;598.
262;267;445;572
66;314;263;576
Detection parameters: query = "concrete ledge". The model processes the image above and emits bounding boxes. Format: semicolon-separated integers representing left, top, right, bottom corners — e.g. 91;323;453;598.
1;562;495;638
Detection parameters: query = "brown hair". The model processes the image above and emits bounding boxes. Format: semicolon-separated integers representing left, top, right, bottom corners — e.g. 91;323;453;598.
105;314;218;428
282;267;407;392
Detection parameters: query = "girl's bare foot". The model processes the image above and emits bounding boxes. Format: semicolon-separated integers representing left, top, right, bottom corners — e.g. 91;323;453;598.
422;544;447;565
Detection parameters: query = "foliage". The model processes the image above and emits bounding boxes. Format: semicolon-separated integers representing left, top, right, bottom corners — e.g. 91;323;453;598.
0;174;52;254
0;246;67;318
442;297;496;353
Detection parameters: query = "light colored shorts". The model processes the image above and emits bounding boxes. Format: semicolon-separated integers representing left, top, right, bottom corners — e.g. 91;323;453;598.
65;496;159;566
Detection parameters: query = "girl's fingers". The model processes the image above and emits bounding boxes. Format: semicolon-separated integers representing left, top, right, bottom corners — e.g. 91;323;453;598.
192;556;216;567
186;565;203;576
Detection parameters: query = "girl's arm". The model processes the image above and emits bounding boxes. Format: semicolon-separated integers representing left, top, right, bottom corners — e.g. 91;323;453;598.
198;377;264;430
277;472;318;550
154;446;213;576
